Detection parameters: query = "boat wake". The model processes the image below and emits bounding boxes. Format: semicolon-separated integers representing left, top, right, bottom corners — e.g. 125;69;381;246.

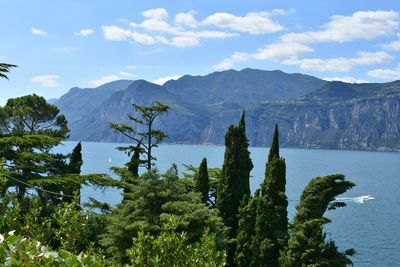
336;194;375;204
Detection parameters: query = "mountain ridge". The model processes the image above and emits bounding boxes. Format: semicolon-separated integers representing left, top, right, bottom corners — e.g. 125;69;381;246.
53;68;400;151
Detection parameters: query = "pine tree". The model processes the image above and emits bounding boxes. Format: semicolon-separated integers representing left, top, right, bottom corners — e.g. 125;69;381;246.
279;174;355;267
0;94;69;202
0;63;17;79
110;101;169;173
217;111;253;266
101;170;228;264
194;157;209;204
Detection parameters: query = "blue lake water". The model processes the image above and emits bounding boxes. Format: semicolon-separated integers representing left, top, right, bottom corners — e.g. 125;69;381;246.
55;141;400;267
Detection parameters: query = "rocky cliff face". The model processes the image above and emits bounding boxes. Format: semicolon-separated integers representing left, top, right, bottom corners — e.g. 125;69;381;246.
201;97;400;151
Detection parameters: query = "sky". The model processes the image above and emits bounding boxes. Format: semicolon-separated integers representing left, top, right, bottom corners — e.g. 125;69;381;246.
0;0;400;104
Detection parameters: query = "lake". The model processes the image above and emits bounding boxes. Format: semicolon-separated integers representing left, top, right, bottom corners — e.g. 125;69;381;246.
55;141;400;267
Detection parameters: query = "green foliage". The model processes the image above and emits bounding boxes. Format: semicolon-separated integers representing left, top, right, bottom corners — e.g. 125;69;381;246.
182;164;221;208
110;101;169;172
0;94;69;202
194;157;209;204
279;174;355;267
235;195;257;266
127;216;226;267
101;169;228;264
0;63;17;80
0;231;105;266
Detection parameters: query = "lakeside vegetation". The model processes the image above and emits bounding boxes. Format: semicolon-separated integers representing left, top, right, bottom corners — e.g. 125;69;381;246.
0;65;355;266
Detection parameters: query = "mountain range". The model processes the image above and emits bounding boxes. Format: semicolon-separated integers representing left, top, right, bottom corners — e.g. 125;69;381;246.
53;68;400;151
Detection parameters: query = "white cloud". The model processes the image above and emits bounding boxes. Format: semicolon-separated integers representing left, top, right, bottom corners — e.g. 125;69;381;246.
131;31;168;45
152;75;182;85
214;41;313;70
382;33;400;51
142;8;168;20
88;74;122;86
175;11;199;28
31;75;59;87
282;10;399;43
382;40;400;50
102;25;131;41
203;12;283;35
271;8;296;16
74;28;95;36
102;25;168;45
31;27;47;36
103;9;276;47
171;36;199;47
323;76;369;83
367;64;400;80
284;51;393;72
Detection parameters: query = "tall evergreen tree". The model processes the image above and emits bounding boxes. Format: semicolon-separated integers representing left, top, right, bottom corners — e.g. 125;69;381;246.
110;101;169;173
69;142;83;174
279;174;355;267
64;142;83;203
0;94;69;202
217;111;253;266
235;124;288;267
194;157;209;204
268;123;280;162
235;195;257;266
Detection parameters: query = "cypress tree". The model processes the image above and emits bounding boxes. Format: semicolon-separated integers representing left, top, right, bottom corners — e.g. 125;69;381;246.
235;124;288;267
254;124;288;267
65;142;83;203
194;157;209;204
268;123;279;162
217;111;253;266
235;195;257;266
69;142;83;174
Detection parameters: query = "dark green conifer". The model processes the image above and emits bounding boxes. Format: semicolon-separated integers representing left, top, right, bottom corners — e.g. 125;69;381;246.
235;195;257;266
65;142;83;203
127;143;141;177
235;124;288;267
69;142;83;174
268;123;280;162
217;111;253;266
194;157;209;204
259;124;288;265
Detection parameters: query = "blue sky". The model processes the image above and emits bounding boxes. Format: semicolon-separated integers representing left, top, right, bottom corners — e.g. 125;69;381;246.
1;0;400;103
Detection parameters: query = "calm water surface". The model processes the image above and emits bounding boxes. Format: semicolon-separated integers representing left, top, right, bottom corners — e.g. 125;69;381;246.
55;142;400;267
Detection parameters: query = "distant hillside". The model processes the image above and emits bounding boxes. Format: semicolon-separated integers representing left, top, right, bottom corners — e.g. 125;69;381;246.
54;80;133;122
53;68;400;151
163;68;326;105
